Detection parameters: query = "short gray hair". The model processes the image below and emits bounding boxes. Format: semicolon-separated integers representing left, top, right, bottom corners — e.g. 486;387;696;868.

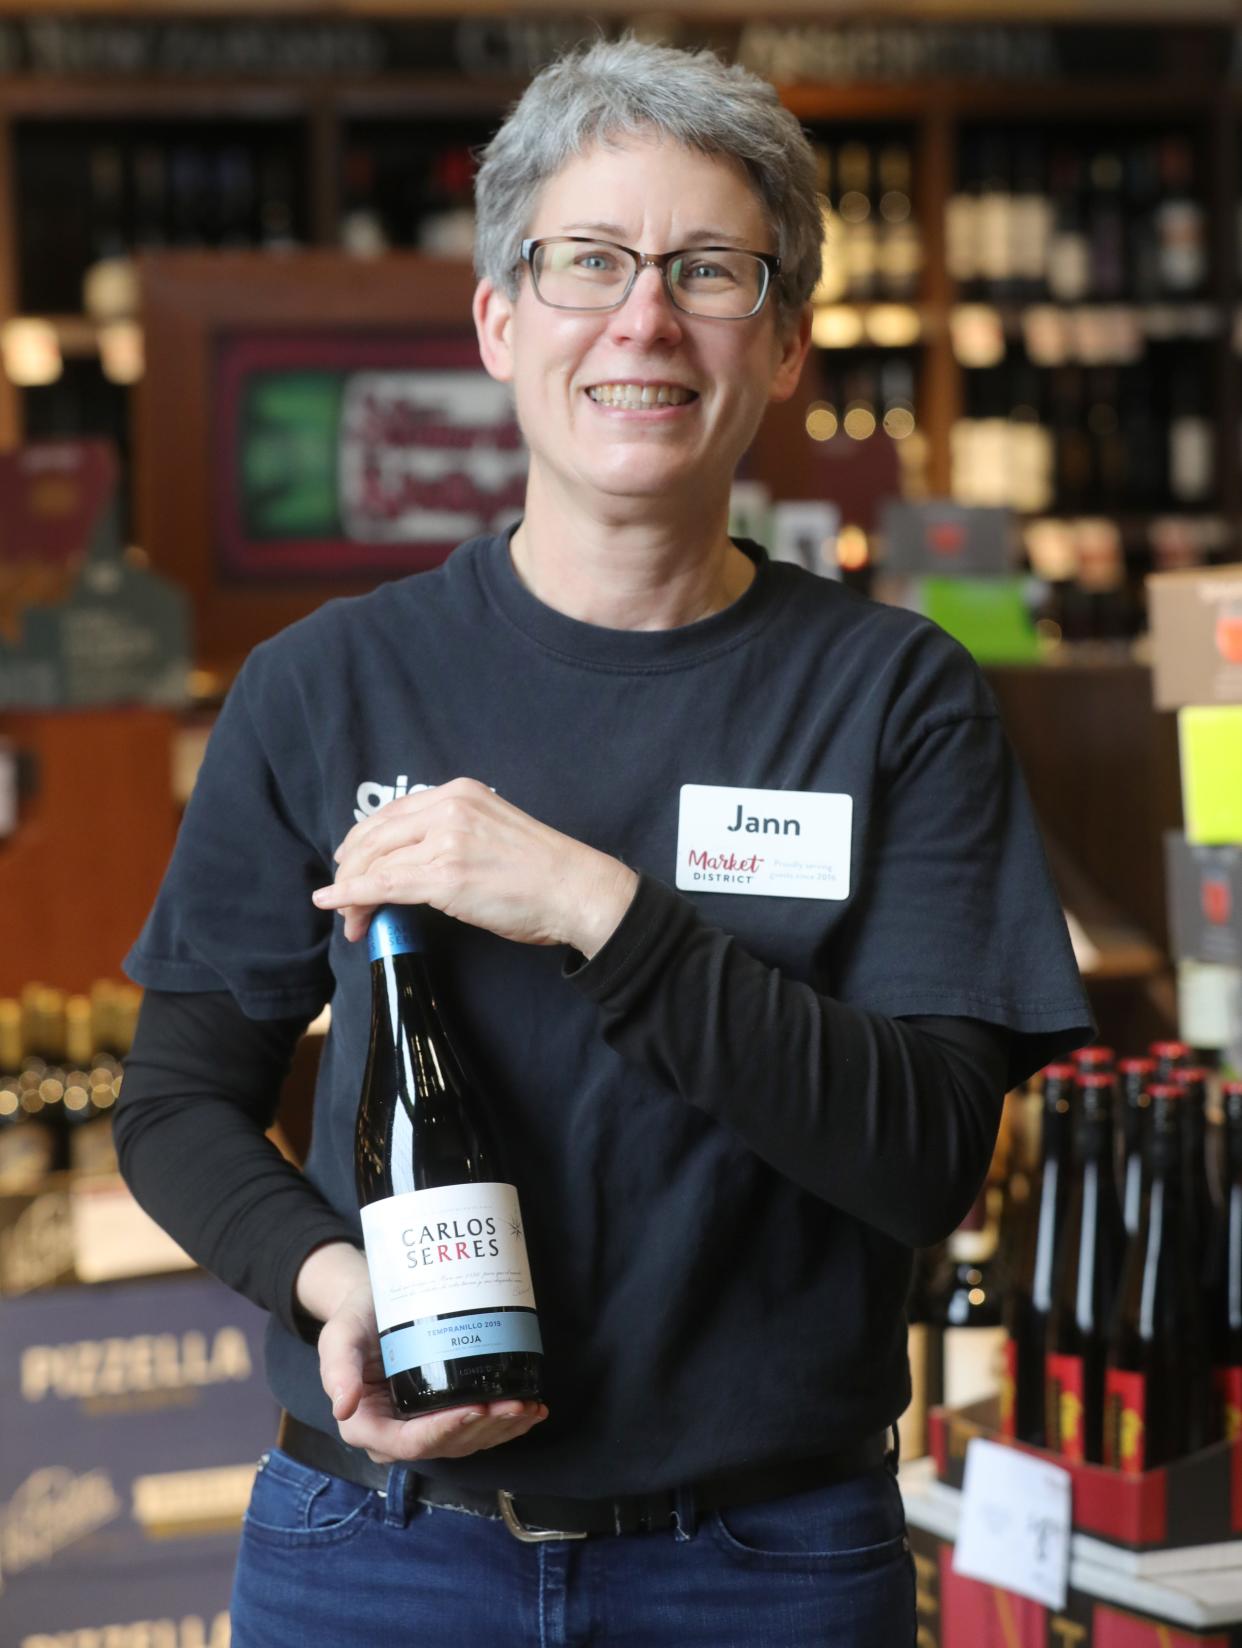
473;37;821;329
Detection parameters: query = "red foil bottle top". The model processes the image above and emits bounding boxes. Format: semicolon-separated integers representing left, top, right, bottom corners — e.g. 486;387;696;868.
1073;1046;1115;1067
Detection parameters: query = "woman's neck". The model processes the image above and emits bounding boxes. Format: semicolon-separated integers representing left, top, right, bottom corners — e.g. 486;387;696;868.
509;475;755;632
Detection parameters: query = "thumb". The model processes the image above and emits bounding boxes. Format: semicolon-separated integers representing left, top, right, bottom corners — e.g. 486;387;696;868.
318;1312;369;1421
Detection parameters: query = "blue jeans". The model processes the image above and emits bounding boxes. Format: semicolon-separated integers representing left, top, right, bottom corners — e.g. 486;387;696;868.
230;1446;916;1647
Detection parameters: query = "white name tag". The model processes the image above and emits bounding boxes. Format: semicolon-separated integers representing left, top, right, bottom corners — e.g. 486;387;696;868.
675;784;852;900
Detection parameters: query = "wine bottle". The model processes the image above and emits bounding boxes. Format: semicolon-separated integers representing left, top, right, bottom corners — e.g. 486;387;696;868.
0;997;54;1191
355;905;544;1416
1208;1081;1242;1440
1118;1056;1154;1238
1150;1040;1191;1081
1002;1062;1075;1444
1045;1072;1127;1463
930;1186;1006;1410
1104;1083;1211;1472
1175;1065;1218;1327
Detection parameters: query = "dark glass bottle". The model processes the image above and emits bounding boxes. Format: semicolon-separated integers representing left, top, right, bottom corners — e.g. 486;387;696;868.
1118;1057;1154;1239
1149;1040;1191;1082
355;906;543;1416
1002;1063;1075;1443
1105;1084;1211;1472
0;998;54;1192
929;1186;1006;1411
1175;1067;1217;1268
1045;1073;1127;1463
1207;1081;1242;1441
1072;1046;1116;1078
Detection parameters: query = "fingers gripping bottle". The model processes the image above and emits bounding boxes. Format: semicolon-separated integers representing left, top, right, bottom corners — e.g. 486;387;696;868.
355;905;544;1415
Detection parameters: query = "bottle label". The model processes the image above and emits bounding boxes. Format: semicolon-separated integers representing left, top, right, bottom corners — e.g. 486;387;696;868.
360;1181;538;1348
999;1336;1018;1438
1104;1367;1146;1474
943;1325;1005;1409
1046;1351;1086;1462
379;1308;542;1377
1215;1365;1242;1442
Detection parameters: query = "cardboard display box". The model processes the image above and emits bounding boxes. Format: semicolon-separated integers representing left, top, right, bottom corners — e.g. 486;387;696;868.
904;1458;1242;1648
929;1400;1242;1554
1148;565;1242;712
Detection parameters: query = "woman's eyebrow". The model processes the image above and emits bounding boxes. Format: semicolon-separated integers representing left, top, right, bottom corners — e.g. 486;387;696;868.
560;221;750;245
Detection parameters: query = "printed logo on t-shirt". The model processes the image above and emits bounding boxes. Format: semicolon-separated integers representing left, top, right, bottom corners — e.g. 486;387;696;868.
354;775;433;822
676;784;852;901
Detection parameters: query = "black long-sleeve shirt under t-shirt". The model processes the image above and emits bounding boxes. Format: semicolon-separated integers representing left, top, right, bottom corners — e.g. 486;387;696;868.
120;531;1092;1497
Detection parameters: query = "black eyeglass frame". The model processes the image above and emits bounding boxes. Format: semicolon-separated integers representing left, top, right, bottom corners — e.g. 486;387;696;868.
517;236;782;319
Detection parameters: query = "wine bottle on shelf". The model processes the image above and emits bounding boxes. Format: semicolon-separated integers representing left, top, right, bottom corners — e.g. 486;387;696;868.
19;987;68;1176
355;905;544;1416
945;132;981;297
1105;1083;1211;1472
1001;1062;1076;1444
216;146;258;249
1050;366;1092;516
1167;365;1215;508
1072;1046;1115;1077
1047;148;1091;304
62;994;116;1178
1045;1072;1128;1464
86;145;128;263
1150;1040;1192;1081
1155;136;1207;297
837;141;878;304
976;134;1015;305
1175;1066;1219;1326
0;998;54;1192
131;146;168;250
904;1239;946;1459
258;152;299;251
1126;140;1162;305
1087;149;1126;303
877;143;921;302
1118;1056;1154;1238
1207;1081;1242;1440
930;1185;1007;1410
1010;135;1051;306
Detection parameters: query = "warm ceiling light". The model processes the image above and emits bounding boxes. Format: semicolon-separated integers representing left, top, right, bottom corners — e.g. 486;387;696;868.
864;305;921;348
812;305;865;349
1;319;62;386
98;321;145;385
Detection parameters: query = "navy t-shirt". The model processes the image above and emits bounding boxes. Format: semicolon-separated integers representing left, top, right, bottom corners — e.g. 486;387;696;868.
125;533;1091;1492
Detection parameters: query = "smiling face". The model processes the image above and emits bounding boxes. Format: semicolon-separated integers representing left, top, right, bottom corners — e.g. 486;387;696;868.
473;134;810;522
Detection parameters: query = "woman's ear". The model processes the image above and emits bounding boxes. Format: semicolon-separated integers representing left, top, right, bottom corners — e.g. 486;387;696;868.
768;303;813;406
473;278;515;384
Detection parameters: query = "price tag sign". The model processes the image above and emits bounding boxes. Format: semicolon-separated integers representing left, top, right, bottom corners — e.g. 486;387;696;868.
951;1437;1072;1610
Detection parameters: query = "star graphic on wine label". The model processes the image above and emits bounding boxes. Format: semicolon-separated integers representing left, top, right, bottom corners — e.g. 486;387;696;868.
508;1216;524;1241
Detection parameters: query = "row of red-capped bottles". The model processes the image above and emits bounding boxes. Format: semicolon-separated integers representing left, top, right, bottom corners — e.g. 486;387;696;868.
1000;1042;1242;1473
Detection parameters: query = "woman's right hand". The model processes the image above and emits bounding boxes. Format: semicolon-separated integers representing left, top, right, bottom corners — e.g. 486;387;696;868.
301;1242;547;1464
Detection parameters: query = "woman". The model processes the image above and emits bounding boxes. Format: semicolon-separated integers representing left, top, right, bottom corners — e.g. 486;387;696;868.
118;37;1092;1647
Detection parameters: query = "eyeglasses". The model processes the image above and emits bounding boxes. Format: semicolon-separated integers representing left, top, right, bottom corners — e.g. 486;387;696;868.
519;237;780;320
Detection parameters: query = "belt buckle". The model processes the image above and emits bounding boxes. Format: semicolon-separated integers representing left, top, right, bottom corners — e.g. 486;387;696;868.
497;1489;589;1543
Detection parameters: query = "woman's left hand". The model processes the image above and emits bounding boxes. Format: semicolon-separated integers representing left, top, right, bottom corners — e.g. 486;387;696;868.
312;777;638;957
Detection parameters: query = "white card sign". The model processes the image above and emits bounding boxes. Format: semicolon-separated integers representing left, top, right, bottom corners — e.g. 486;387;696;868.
952;1437;1072;1610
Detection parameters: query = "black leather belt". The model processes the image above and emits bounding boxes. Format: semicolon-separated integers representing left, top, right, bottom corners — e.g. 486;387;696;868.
276;1411;891;1541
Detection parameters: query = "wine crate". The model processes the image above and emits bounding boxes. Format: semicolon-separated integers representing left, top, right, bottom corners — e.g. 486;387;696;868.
930;1399;1242;1554
907;1514;1242;1648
